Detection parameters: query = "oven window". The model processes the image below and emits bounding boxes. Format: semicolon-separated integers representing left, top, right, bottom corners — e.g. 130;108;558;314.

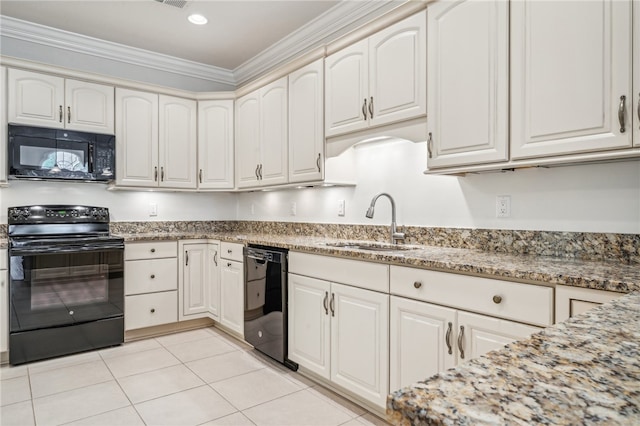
10;250;124;333
19;145;86;171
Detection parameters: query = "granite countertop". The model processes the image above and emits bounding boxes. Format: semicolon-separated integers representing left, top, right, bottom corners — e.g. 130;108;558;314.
116;232;640;293
387;291;640;425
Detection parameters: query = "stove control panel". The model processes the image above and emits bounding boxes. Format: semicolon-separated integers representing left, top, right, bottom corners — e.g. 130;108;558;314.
8;205;110;224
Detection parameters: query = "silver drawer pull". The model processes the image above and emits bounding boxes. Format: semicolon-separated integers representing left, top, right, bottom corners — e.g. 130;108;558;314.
619;95;626;133
150;248;156;253
227;249;233;254
413;281;422;289
492;295;502;304
150;308;155;313
323;291;329;315
445;322;452;355
150;274;155;279
458;325;465;359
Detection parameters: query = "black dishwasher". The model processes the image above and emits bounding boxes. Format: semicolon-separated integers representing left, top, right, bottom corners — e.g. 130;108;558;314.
243;245;298;371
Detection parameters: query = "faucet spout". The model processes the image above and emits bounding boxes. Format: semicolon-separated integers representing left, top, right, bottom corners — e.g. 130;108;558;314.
365;193;405;244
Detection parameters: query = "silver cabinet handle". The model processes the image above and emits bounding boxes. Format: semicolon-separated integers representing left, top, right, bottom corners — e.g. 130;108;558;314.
213;251;218;266
619;95;626;133
258;164;263;180
427;132;433;159
59;105;63;122
368;96;374;119
493;295;503;304
316;153;321;172
199;169;203;183
330;293;335;317
150;274;155;279
160;166;165;181
637;93;639;127
154;167;158;182
458;325;465;359
67;106;71;123
227;262;232;267
185;251;189;266
255;164;260;179
445;322;453;355
227;249;232;254
362;98;367;120
413;281;422;289
323;291;329;315
150;308;156;313
150;248;156;253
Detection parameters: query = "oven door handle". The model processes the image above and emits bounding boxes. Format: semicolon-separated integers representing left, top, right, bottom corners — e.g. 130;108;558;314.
10;243;124;255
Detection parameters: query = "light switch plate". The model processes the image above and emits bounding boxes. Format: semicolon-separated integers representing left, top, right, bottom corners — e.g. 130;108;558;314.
338;200;345;216
149;203;158;217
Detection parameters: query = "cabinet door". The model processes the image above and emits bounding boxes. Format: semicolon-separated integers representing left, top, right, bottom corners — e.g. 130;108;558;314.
331;282;389;409
220;260;244;336
457;311;541;363
65;79;114;134
369;11;426;128
426;0;508;168
115;88;159;187
198;100;234;189
235;92;261;188
325;39;369;137
0;269;7;353
511;0;632;159
289;60;324;183
0;66;6;183
390;296;456;391
159;95;197;189
182;244;208;317
208;244;220;319
8;69;65;128
634;3;640;147
259;77;288;186
288;273;331;380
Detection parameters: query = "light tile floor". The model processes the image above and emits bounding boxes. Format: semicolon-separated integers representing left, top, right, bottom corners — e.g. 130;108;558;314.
0;327;392;426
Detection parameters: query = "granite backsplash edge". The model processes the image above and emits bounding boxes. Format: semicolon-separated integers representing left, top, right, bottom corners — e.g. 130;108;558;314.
103;221;640;264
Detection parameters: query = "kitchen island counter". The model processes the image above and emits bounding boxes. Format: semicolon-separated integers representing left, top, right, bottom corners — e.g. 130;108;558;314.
387;291;640;425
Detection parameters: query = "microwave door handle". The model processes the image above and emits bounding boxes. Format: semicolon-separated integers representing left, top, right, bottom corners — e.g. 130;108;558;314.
88;144;94;173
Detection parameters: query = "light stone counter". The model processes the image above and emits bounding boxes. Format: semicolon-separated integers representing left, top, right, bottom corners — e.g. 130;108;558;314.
387;292;640;425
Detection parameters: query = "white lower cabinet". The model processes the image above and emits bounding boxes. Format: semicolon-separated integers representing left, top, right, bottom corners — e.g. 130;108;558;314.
288;252;389;409
179;241;220;320
555;285;622;323
124;242;178;331
219;242;244;336
1;250;8;353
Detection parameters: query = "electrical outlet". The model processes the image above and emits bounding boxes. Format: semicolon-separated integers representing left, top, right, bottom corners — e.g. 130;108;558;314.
290;202;297;216
149;203;158;217
250;203;255;215
496;195;511;218
338;200;345;217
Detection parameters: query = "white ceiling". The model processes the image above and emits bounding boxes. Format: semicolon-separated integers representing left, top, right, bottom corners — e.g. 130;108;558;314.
0;0;342;70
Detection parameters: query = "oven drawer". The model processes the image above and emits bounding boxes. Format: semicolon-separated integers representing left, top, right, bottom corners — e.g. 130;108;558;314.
125;291;178;330
221;242;244;262
125;241;177;261
125;258;178;295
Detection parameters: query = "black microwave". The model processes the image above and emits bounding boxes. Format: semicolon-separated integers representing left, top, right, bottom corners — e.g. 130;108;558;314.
8;124;115;182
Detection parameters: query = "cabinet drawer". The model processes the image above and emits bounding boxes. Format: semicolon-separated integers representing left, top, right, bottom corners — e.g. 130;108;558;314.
125;241;177;260
290;252;389;293
0;250;6;270
390;266;553;327
220;242;244;262
125;258;177;295
125;291;177;330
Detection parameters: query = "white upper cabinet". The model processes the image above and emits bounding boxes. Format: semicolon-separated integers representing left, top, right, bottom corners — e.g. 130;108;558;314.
325;11;426;138
158;95;197;189
115;88;158;187
510;0;633;159
116;89;196;189
426;0;509;168
8;69;114;134
235;77;288;188
289;59;325;183
198;100;234;189
1;66;7;184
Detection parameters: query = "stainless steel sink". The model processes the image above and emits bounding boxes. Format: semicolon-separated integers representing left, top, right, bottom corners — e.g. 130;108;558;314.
323;242;417;251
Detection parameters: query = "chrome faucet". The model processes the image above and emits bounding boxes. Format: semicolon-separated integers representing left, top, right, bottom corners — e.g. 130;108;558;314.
365;192;405;244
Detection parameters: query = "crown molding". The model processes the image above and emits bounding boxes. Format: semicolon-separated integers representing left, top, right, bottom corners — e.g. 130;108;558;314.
233;0;407;86
0;15;235;86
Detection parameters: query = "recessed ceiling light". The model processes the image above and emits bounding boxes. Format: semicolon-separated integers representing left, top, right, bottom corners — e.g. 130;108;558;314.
188;14;207;25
